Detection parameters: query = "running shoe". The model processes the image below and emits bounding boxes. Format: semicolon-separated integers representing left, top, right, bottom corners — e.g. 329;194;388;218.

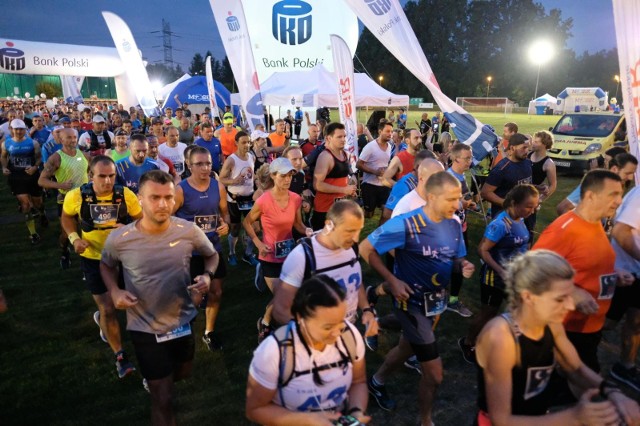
254;263;267;293
242;253;259;266
447;300;473;318
404;356;422;375
93;311;108;343
368;376;397;411
257;317;274;344
202;332;223;351
115;351;136;378
227;254;238;266
142;378;150;393
366;285;379;307
610;362;640;392
458;337;476;365
30;233;41;245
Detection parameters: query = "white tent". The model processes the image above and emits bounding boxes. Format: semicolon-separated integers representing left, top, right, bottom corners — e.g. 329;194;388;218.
230;64;409;107
155;73;191;101
556;87;608;113
527;93;557;115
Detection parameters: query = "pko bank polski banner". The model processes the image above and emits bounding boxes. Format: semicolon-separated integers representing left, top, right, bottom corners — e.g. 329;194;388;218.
0;39;124;77
343;0;499;164
612;0;640;184
242;0;359;82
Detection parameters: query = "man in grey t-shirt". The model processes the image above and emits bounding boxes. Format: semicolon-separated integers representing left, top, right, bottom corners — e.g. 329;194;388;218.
101;170;218;425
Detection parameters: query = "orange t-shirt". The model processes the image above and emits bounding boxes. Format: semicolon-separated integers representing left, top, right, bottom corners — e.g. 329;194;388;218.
491;138;509;168
219;127;238;157
269;132;287;148
533;211;616;333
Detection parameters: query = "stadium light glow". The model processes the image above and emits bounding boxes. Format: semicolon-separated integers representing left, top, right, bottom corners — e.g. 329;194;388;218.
528;40;554;100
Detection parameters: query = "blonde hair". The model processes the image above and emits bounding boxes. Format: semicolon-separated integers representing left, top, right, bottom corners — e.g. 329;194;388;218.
255;163;273;190
505;250;574;311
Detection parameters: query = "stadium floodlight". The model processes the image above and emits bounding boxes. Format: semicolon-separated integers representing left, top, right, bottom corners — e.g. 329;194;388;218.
151;80;164;94
378;75;384;88
486;76;492;99
528;40;554;100
614;74;620;99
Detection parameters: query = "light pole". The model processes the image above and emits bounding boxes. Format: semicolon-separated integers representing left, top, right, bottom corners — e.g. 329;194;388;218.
378;75;384;88
528;40;554;101
614;74;620;99
486;76;492;104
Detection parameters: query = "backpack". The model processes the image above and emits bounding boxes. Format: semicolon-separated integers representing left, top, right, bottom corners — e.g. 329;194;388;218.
272;320;359;408
297;236;359;281
79;182;131;232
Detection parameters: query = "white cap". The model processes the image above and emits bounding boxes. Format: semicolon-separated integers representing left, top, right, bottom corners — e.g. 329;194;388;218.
10;119;26;129
92;115;106;123
251;130;269;140
269;157;295;175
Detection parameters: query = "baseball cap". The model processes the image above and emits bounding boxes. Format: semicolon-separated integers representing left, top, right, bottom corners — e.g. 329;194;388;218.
58;116;71;124
508;133;528;147
92;115;106;123
10;119;26;129
269;157;295;175
151;117;163;125
251;130;269;140
114;128;128;136
53;125;64;131
223;112;233;122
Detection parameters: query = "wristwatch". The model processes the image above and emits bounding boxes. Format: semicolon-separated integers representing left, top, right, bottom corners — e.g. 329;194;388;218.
205;270;215;281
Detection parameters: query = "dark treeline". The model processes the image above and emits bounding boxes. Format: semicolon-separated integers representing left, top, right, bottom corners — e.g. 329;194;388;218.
355;0;620;105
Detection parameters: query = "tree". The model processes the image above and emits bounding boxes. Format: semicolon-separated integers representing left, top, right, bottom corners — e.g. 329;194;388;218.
189;53;206;76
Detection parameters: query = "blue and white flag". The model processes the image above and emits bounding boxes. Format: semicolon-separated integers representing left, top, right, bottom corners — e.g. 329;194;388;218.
342;0;499;163
61;75;84;104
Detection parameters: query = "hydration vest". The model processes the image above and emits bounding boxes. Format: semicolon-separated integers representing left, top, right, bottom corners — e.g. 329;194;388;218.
79;182;130;232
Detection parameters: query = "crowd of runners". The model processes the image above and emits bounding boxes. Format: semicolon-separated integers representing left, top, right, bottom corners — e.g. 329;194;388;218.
2;99;640;425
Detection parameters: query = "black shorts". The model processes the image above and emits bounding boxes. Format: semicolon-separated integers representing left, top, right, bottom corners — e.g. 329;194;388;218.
480;265;506;308
606;278;640;321
81;257;108;295
129;328;195;381
361;182;390;213
8;173;43;197
260;259;283;278
393;308;439;362
228;201;252;224
566;330;602;373
189;254;227;281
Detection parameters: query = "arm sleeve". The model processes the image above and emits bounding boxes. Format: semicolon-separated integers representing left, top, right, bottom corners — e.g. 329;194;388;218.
248;336;280;390
359;143;372;162
367;216;407;255
279;246;306;287
62;188;81;216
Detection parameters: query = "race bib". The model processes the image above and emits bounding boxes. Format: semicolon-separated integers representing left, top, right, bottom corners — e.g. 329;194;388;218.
11;156;32;169
155;323;192;343
194;214;219;233
423;288;448;317
598;274;617;300
173;161;185;175
274;238;296;258
89;203;118;227
238;200;254;211
523;365;554;400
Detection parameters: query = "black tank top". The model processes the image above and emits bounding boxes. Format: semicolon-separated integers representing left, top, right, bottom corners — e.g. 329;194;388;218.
326;150;350;179
529;153;548;186
477;313;556;416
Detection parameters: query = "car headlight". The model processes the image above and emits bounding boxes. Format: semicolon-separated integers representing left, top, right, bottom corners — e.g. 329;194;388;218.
583;143;602;154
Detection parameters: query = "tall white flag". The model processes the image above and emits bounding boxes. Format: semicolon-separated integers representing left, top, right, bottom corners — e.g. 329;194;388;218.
209;0;264;131
205;56;221;120
61;75;83;103
102;11;161;117
330;35;358;172
612;0;640;183
342;0;499;162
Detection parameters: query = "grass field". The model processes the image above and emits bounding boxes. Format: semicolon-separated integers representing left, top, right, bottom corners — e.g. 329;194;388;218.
0;112;636;425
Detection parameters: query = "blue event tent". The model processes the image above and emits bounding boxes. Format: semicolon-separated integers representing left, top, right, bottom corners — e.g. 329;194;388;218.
161;76;238;117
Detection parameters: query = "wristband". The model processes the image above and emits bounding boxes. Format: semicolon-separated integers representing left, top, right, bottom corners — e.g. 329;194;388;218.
205;270;215;281
68;232;80;245
599;379;621;399
362;307;376;316
347;407;363;415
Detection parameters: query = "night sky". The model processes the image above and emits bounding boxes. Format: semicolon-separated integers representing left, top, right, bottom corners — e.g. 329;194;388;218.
0;0;616;78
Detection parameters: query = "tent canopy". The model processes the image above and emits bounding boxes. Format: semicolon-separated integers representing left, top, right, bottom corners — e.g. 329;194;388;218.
155;74;191;101
527;93;557;114
230;64;409;107
161;76;238;116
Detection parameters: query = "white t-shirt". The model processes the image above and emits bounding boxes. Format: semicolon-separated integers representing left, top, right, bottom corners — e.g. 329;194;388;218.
612;186;640;272
359;139;391;186
158;142;187;175
280;236;362;322
249;321;365;412
392;189;425;217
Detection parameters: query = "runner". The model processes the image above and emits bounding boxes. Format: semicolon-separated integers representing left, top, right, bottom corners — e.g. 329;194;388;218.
174;146;230;351
476;250;640;426
78;114;114;157
105;129;130;162
61;155;141;378
115;134;159;194
1;119;47;243
360;171;474;425
101;170;219;425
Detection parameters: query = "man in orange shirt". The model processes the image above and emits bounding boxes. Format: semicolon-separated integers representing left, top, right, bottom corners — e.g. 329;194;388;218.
491;122;518;168
533;169;633;372
214;113;239;158
268;119;290;156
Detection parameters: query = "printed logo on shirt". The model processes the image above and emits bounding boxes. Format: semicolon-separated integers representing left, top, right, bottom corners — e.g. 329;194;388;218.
523;365;554;400
598;274;617;300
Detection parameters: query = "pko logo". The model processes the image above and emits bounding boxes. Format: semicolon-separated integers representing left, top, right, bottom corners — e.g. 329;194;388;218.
0;42;26;71
272;0;312;46
365;0;392;16
226;11;240;31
